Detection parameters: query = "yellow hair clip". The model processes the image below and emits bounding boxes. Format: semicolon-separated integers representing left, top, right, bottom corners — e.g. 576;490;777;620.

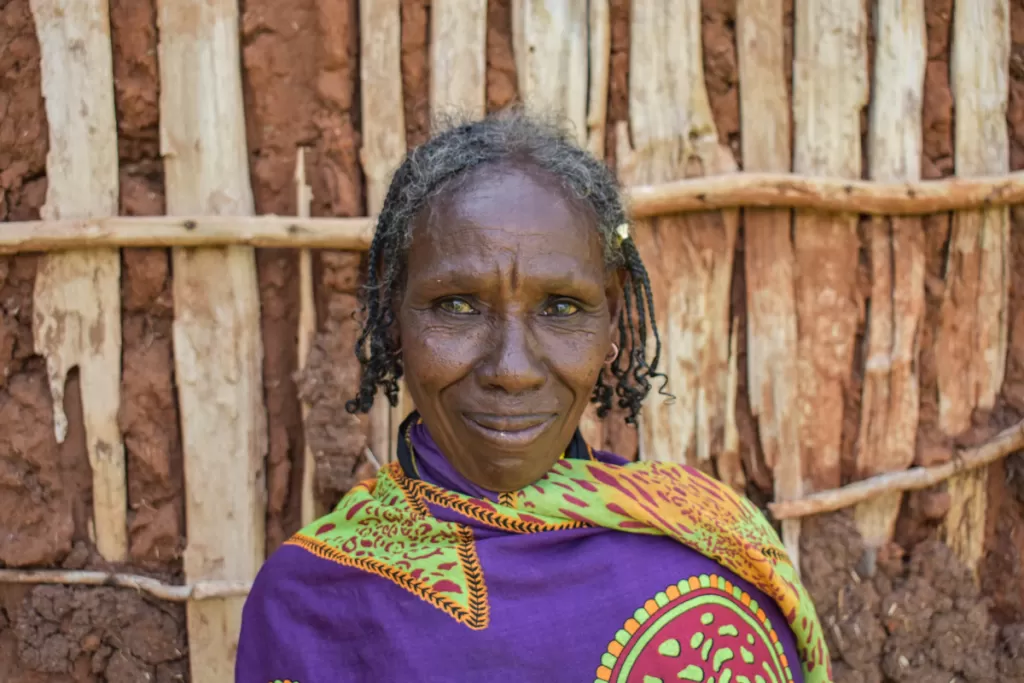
615;223;630;245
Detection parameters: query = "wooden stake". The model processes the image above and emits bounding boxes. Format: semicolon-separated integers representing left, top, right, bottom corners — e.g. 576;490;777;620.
586;0;610;159
157;1;268;681
622;0;740;480
361;0;408;464
512;0;588;138
29;0;126;563
296;149;321;526
938;0;1011;577
737;0;800;566
511;0;605;447
770;418;1024;519
792;0;868;492
854;0;926;571
430;0;487;121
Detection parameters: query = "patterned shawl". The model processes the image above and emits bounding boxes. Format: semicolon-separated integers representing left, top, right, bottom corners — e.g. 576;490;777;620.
286;417;832;682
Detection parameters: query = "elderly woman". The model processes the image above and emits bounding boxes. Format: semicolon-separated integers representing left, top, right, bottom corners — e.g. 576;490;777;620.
236;113;831;683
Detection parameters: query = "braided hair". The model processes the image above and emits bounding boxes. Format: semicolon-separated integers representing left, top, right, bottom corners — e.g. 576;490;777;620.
345;110;668;425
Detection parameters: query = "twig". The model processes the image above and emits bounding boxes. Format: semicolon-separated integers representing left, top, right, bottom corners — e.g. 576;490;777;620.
4;171;1024;253
769;418;1024;519
0;569;252;602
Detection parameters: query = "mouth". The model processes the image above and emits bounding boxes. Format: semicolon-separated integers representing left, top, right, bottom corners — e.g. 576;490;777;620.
462;412;556;447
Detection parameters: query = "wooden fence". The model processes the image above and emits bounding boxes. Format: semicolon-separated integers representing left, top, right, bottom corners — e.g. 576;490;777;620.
3;0;1024;681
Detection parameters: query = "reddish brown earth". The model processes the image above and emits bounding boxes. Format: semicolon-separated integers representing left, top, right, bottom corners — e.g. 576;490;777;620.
602;0;630;175
0;586;188;683
240;0;318;554
802;512;1023;683
486;0;518;112
110;0;183;574
401;0;431;148
293;0;370;512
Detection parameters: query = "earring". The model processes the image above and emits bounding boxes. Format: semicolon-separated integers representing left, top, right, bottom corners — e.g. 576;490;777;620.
605;343;619;363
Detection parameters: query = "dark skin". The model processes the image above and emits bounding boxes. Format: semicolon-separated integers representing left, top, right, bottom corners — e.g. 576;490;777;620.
397;162;624;491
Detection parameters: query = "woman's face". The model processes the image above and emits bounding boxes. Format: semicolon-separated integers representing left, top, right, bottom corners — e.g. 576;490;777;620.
397;163;621;491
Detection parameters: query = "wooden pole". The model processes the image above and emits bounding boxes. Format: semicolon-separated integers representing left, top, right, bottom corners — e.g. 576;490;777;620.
792;0;868;492
361;0;408;464
586;0;610;159
770;418;1024;520
157;1;268;681
512;0;604;447
625;171;1024;217
736;0;801;567
0;215;374;252
853;0;927;574
296;149;321;526
29;0;126;563
622;0;743;490
430;0;487;121
938;0;1011;578
7;170;1024;254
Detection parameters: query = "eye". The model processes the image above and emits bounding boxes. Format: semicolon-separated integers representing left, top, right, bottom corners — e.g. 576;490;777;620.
438;297;477;315
542;299;581;317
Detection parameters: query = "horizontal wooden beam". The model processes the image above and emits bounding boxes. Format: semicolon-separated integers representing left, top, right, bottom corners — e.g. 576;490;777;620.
769;418;1024;520
0;568;250;602
0;215;375;252
3;171;1024;253
628;170;1024;216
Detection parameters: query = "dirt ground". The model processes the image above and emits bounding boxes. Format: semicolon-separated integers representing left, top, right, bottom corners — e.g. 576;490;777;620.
1;0;1023;680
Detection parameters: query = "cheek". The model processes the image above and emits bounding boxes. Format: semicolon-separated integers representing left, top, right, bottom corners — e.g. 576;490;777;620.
537;328;609;389
400;319;485;391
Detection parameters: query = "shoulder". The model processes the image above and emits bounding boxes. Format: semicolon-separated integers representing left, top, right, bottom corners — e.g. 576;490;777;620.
236;537;370;678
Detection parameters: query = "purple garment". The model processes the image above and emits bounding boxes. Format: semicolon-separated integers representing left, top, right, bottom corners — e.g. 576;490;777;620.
237;427;804;682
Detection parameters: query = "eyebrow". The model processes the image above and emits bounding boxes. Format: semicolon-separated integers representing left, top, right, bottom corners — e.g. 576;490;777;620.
410;261;604;297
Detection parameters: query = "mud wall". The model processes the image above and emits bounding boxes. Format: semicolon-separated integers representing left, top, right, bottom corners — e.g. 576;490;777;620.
0;1;1022;681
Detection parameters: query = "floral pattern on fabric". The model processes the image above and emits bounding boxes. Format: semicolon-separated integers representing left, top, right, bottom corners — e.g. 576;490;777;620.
595;573;795;683
285;457;830;682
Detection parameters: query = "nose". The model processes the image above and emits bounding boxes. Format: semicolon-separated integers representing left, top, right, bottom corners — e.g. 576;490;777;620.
477;314;546;394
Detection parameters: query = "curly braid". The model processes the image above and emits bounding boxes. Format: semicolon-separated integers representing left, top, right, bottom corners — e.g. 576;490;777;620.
345;110;669;425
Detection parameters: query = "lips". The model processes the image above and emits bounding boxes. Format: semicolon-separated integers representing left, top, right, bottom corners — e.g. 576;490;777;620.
462;412;557;448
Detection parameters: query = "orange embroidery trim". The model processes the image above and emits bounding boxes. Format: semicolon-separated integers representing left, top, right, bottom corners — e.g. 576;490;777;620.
285;531;491;630
392;467;589;534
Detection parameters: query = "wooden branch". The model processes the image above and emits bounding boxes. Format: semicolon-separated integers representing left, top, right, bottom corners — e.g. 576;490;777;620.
296;149;321;527
158;0;267;680
626;0;740;479
4;171;1024;253
512;0;588;145
0;569;252;602
30;0;126;563
430;0;487;120
769;418;1024;520
625;170;1024;217
0;215;374;252
361;0;407;465
792;0;867;493
852;0;926;564
737;0;801;569
586;0;610;158
937;0;1011;579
